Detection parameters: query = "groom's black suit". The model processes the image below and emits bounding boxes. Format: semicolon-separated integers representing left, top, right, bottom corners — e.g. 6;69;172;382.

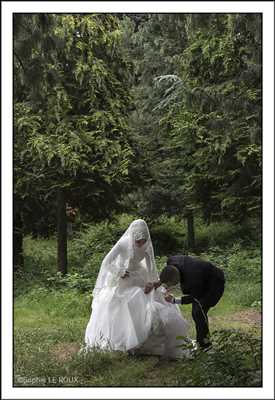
167;255;225;348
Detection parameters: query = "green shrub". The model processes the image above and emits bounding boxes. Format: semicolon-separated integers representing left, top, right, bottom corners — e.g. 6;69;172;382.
230;282;261;308
24;236;57;272
195;220;237;250
195;217;261;251
150;216;185;255
15;286;91;320
226;244;261;282
46;271;97;293
178;329;261;386
200;244;261;283
18;215;261;304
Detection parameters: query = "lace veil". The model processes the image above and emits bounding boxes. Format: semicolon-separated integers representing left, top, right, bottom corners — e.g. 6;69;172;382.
92;219;159;301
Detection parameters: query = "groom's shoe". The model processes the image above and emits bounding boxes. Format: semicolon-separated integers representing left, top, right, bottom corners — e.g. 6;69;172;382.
198;341;212;353
201;344;212;352
127;349;136;357
198;336;212;350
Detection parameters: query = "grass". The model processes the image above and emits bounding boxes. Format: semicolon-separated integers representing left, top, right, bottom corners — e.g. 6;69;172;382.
14;227;261;387
14;281;261;387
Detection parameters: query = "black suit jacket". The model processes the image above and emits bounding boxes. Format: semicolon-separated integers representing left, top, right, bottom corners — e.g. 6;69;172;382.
167;255;225;304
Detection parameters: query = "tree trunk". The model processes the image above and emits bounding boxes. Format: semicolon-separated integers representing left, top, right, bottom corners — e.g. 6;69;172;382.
187;212;195;250
14;210;24;271
67;221;73;238
57;189;67;275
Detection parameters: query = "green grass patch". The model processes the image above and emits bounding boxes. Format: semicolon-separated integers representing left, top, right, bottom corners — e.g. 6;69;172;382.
14;282;261;387
14;219;261;387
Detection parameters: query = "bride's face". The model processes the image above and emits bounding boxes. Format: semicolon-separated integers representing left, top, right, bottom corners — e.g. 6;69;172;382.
135;239;147;248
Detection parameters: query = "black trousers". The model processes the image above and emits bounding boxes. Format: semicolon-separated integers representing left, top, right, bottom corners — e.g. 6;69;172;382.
191;278;225;348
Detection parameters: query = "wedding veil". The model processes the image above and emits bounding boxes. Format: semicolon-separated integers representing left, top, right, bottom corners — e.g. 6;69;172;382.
92;219;159;302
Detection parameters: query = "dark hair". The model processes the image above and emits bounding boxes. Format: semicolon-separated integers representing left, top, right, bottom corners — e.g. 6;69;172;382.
159;265;180;284
167;255;185;267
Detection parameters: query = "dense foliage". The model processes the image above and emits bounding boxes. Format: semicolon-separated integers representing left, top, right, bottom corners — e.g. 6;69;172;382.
128;14;261;224
14;14;137;259
14;13;261;268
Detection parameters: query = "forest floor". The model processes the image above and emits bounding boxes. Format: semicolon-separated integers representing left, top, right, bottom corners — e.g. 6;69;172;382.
210;308;261;328
14;284;262;387
50;308;261;362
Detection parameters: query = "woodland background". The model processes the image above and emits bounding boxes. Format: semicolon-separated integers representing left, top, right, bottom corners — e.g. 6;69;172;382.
14;13;261;387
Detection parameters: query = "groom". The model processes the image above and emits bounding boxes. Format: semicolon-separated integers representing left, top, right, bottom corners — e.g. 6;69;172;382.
145;255;225;349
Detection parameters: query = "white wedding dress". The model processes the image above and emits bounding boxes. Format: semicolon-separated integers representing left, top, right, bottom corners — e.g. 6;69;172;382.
84;219;189;358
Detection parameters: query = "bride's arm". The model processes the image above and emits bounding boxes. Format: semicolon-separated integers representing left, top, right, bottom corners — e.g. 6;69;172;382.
102;239;129;279
143;253;162;293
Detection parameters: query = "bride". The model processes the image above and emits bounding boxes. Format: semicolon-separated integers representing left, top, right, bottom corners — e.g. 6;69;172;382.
84;219;189;359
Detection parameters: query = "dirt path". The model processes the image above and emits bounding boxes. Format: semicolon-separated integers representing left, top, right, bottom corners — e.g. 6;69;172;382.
51;343;80;362
209;309;261;328
230;309;261;325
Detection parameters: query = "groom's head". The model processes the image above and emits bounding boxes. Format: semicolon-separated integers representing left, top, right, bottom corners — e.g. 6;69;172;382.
160;265;180;287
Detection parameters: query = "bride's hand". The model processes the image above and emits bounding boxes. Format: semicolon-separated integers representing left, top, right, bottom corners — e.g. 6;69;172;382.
121;271;130;279
144;282;154;294
164;293;175;303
